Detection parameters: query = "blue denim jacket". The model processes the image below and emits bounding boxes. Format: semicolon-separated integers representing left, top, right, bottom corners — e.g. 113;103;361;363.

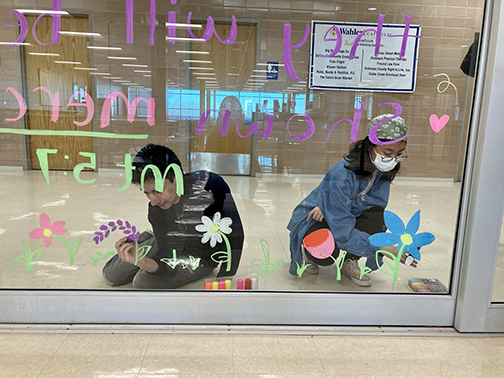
287;160;390;275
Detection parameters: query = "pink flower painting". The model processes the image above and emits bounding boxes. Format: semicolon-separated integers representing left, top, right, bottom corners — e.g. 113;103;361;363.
29;213;67;248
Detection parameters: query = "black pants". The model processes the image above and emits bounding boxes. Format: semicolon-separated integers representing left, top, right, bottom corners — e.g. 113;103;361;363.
303;206;386;266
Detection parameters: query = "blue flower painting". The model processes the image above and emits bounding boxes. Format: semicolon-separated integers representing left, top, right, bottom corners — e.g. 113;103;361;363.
369;210;435;260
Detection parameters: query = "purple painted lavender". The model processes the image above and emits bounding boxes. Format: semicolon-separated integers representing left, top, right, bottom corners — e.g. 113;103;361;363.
93;219;139;245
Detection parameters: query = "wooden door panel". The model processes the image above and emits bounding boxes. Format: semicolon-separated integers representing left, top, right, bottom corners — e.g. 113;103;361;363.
23;15;93;170
191;23;256;155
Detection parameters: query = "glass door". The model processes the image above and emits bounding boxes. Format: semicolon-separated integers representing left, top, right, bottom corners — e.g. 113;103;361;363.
455;0;504;332
0;0;492;326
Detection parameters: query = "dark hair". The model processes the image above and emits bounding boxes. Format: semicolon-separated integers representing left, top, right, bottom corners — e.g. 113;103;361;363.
343;137;401;182
131;144;184;184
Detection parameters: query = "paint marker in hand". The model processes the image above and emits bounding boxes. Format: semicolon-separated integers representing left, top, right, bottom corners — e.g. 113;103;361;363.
405;255;414;266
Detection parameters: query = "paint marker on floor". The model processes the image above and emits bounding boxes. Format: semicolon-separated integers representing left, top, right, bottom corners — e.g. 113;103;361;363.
251;277;258;290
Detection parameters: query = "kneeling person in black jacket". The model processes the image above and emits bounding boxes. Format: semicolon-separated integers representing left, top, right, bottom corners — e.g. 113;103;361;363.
103;144;244;289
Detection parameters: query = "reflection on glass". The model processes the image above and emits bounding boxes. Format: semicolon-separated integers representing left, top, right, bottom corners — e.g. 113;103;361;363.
0;0;484;293
491;218;504;302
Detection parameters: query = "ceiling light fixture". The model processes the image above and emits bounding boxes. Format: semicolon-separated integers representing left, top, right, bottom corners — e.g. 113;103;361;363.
166;37;205;42
166;23;202;28
59;31;102;37
108;56;137;60
87;46;123;50
17;9;69;15
0;42;31;45
256;62;285;67
176;50;209;54
183;60;212;63
28;52;60;56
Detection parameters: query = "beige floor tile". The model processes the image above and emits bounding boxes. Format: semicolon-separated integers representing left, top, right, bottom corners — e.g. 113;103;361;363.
233;335;325;375
467;337;504;370
0;334;67;375
40;334;151;375
400;336;502;376
136;375;233;378
38;375;141;378
140;335;233;375
314;335;418;375
326;376;419;378
239;375;328;378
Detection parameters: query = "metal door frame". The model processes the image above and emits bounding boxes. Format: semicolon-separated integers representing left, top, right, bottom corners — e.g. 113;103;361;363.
454;0;504;332
0;2;497;327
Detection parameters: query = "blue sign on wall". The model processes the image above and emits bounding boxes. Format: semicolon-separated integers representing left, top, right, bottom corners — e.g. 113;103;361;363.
266;61;278;80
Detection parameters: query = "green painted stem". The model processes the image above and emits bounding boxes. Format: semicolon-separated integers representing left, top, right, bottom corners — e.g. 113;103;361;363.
54;235;75;266
219;231;232;272
392;244;406;281
134;240;139;266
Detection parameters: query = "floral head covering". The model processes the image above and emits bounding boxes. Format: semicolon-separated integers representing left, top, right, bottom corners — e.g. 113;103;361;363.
368;114;408;140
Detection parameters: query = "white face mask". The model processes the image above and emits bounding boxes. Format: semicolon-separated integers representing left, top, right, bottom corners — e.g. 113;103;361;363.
371;149;399;172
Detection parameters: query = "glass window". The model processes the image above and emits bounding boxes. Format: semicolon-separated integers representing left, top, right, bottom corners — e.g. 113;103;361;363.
0;0;484;294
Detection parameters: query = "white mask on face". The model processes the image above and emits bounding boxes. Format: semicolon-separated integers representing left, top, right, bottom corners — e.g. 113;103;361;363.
371;149;399;172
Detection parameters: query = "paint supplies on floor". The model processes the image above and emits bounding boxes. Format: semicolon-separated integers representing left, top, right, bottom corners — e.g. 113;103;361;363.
408;278;448;293
204;275;259;290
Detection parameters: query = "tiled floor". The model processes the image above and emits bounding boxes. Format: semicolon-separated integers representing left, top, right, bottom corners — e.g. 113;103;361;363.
0;332;503;377
1;168;503;297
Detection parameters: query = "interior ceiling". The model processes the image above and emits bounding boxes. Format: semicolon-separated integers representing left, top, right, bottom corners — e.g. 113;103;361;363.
37;15;309;95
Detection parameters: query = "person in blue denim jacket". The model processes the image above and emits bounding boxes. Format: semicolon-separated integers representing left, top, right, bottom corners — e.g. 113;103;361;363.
287;114;417;286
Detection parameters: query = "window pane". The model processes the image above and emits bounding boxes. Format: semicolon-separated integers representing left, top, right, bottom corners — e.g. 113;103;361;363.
0;0;484;294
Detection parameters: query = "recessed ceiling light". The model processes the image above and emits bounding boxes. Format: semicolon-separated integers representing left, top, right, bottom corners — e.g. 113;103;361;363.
166;37;205;42
0;42;31;45
257;62;285;67
59;31;101;37
28;52;60;56
123;64;149;67
87;46;123;50
54;61;81;64
176;50;209;54
90;72;111;75
17;9;69;15
134;70;151;73
183;60;212;63
108;56;137;60
166;23;202;28
74;67;98;70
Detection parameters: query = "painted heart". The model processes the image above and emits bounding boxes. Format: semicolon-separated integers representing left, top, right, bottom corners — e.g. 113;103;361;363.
429;114;449;132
